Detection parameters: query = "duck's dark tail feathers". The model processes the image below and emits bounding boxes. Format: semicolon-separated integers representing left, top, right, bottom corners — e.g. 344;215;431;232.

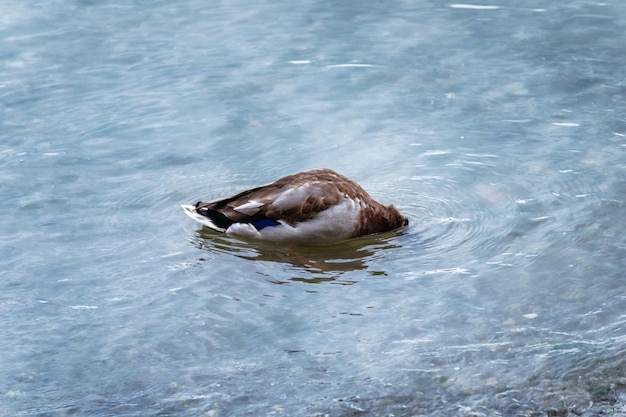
181;204;230;232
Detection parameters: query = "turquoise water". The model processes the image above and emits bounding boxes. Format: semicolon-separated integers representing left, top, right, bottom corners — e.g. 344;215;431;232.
2;1;626;416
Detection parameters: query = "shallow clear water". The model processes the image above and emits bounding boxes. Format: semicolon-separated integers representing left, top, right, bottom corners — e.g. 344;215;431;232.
2;1;626;416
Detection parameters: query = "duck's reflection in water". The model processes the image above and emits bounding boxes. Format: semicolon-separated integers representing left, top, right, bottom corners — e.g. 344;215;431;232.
190;226;406;284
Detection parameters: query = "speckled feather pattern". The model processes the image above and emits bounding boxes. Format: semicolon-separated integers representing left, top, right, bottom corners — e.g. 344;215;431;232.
182;168;408;244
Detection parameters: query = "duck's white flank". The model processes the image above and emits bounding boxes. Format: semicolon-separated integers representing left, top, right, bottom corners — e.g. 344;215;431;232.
182;168;407;244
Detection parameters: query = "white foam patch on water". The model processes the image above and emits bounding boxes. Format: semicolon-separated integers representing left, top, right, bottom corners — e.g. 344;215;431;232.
449;4;500;10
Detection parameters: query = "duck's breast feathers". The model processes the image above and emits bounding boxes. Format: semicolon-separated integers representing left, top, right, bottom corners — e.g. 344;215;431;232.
351;203;408;238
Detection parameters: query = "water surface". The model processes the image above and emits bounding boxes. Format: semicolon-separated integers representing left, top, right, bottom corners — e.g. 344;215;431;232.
2;1;626;416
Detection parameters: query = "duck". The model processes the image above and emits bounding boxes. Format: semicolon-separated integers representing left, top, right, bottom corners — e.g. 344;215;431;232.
181;168;408;244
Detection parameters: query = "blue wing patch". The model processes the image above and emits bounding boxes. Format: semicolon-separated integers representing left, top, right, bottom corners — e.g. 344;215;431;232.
252;218;280;230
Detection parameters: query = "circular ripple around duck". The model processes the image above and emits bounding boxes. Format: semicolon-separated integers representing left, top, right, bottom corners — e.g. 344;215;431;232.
402;179;516;261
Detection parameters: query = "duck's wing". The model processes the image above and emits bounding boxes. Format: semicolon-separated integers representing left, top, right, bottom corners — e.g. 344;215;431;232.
188;176;346;232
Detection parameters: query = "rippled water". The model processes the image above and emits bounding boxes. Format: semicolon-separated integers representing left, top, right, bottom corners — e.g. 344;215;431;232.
2;1;626;416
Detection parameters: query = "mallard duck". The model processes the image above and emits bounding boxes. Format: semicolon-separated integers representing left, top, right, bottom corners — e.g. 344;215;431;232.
182;168;408;244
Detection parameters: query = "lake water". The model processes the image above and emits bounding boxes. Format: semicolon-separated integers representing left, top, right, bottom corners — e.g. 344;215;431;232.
2;1;626;416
